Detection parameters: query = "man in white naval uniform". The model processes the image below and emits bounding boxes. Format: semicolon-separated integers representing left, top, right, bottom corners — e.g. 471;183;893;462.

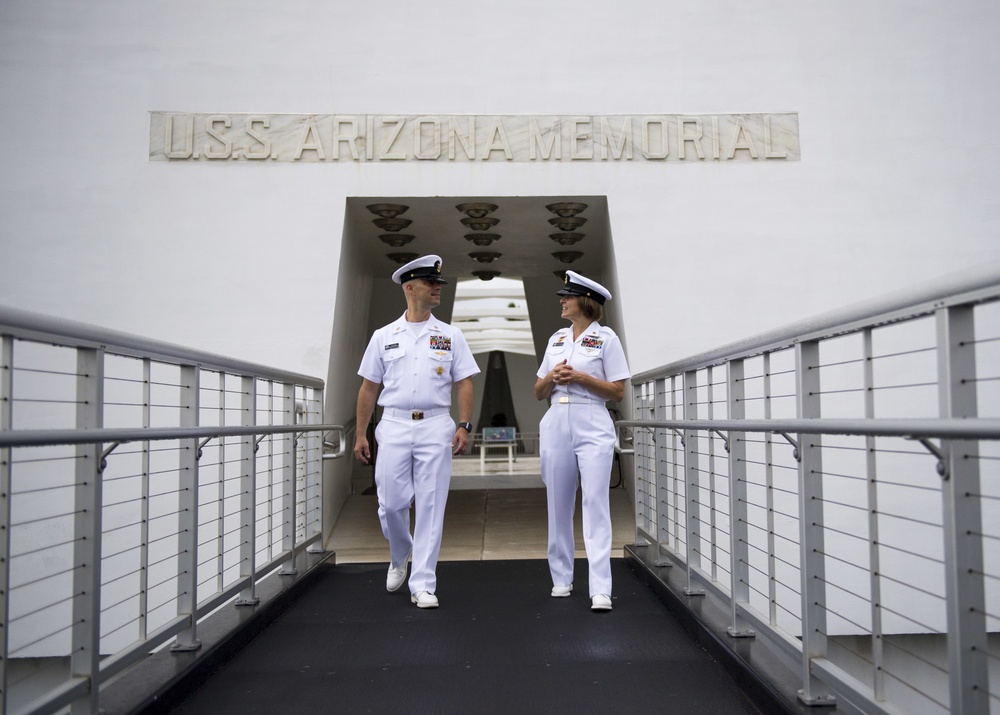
534;271;630;612
354;255;479;609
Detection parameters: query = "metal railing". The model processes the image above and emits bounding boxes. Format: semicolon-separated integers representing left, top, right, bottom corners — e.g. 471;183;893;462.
623;264;1000;715
0;306;345;715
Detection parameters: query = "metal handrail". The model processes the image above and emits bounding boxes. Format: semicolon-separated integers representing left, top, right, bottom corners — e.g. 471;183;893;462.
0;303;334;715
631;262;1000;382
0;423;346;449
0;304;323;388
617;417;1000;441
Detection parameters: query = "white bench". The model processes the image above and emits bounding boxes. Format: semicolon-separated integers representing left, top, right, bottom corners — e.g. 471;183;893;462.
479;427;516;472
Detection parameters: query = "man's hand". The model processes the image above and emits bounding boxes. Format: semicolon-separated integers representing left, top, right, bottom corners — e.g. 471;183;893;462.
354;435;371;464
452;428;469;456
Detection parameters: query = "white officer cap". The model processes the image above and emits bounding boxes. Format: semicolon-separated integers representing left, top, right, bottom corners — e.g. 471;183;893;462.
391;254;448;284
555;270;611;305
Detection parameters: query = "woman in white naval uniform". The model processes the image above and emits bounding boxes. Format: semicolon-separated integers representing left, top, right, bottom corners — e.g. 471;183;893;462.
354;255;480;609
534;271;630;612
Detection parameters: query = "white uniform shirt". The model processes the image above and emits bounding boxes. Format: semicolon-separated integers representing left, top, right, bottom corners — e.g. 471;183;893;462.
359;312;480;410
536;322;630;400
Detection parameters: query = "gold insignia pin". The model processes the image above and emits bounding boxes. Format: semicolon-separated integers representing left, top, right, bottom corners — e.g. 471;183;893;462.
436;366;444;375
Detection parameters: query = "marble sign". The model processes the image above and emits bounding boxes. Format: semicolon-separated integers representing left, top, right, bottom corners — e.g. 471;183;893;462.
149;113;799;163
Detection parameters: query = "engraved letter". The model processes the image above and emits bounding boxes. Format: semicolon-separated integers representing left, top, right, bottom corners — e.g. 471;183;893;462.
333;117;360;160
245;116;271;160
293;117;326;160
480;118;513;160
204;115;232;159
600;117;633;160
641;118;668;160
726;117;758;159
448;117;475;160
569;117;592;160
379;117;406;160
764;116;788;159
366;115;375;160
164;114;194;159
711;116;720;160
414;118;441;160
677;118;705;160
529;118;561;160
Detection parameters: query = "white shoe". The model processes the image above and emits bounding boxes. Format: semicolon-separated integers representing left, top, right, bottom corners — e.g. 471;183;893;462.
550;584;573;597
411;591;439;609
386;551;410;592
591;594;612;611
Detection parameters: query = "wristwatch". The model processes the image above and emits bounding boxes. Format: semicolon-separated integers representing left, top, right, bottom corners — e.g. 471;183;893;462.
458;421;473;433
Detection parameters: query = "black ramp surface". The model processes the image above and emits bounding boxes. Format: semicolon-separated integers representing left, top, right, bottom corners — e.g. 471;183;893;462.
169;559;761;714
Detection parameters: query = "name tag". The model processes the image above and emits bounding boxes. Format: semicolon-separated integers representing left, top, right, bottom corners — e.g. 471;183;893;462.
385;342;399;350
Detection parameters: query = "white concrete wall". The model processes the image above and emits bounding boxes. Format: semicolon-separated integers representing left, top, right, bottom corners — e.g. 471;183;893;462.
2;0;998;380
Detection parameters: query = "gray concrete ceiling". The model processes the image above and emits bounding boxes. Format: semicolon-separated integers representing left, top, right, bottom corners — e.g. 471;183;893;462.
346;195;611;283
345;195;619;360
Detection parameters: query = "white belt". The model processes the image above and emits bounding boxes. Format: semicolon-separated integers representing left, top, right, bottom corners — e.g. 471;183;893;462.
383;407;450;421
553;395;605;405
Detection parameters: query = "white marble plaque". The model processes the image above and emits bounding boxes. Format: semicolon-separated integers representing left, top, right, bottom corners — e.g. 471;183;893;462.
149;113;799;163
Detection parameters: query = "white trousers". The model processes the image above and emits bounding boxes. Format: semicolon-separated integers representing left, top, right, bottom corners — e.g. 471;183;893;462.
539;402;615;597
374;413;453;595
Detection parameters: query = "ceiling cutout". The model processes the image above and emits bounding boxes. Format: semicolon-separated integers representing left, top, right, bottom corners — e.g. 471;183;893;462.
374;217;412;232
545;202;587;217
552;251;583;263
379;233;414;247
549;232;584;246
366;203;410;218
456;202;498;218
472;270;501;281
548;216;586;232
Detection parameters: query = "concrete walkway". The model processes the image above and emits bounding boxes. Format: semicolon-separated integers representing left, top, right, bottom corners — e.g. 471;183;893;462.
329;456;636;563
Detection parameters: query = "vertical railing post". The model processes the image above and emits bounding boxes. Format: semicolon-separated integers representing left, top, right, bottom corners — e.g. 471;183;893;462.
683;369;704;596
0;336;12;714
631;382;646;543
862;329;885;700
236;376;260;606
763;353;778;626
669;375;682;555
937;305;987;714
214;372;226;594
138;359;151;643
727;359;755;638
634;380;657;548
305;389;325;553
279;384;298;575
70;348;104;715
171;365;201;652
263;380;275;564
795;340;834;707
653;377;670;564
706;365;719;583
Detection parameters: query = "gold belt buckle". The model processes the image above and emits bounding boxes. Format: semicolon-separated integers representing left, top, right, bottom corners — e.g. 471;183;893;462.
558;396;569;404
412;411;424;420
